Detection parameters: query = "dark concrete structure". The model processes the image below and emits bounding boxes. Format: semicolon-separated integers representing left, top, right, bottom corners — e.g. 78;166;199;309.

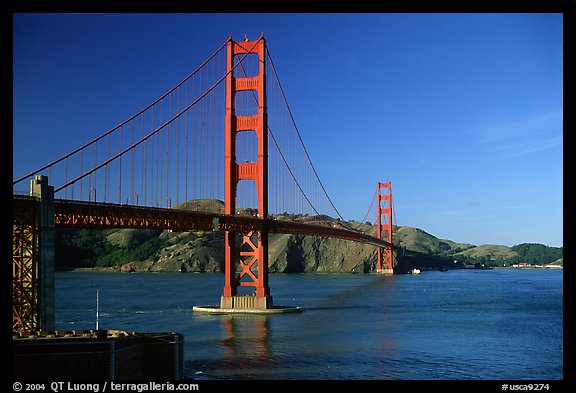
12;330;184;380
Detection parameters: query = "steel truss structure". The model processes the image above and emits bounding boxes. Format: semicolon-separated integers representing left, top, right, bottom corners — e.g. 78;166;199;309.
12;196;40;332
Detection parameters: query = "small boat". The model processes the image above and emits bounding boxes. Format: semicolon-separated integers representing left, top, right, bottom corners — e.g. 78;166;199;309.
409;268;421;275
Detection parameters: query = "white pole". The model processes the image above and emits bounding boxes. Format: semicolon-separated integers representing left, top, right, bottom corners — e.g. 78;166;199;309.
96;289;100;331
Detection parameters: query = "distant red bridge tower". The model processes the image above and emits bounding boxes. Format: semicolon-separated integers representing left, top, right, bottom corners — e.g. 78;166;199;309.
377;181;394;274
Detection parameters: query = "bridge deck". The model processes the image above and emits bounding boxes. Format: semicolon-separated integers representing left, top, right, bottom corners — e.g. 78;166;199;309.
13;195;392;248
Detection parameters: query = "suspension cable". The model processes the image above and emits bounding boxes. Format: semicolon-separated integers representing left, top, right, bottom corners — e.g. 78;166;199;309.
14;38;230;186
236;59;322;217
266;45;345;221
360;184;378;225
54;37;263;193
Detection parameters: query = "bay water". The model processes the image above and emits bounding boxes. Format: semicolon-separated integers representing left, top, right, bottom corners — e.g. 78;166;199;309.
55;269;563;380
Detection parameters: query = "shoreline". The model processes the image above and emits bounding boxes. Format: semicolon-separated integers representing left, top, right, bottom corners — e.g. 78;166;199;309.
57;265;563;274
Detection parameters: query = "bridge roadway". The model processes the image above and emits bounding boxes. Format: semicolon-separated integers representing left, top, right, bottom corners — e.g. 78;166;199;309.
13;195;393;249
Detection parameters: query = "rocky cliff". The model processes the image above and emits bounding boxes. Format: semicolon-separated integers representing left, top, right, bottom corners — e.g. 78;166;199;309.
115;231;379;274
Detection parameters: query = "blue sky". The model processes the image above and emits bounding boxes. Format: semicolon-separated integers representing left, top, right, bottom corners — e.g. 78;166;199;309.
12;13;563;247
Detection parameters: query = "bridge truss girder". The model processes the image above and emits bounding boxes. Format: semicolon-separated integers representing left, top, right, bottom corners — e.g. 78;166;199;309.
12;197;40;332
50;198;393;247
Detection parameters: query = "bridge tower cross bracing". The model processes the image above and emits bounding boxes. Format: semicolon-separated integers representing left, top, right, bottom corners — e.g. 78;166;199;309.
221;35;272;310
377;181;394;274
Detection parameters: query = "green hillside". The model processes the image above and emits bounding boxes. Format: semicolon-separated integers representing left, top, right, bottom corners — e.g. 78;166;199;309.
395;226;475;255
455;244;518;262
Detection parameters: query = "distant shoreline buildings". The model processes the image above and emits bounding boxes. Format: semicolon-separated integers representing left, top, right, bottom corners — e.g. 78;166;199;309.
511;261;563;269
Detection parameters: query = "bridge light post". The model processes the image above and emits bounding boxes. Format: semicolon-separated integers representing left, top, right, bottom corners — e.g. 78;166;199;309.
126;192;139;205
89;186;97;203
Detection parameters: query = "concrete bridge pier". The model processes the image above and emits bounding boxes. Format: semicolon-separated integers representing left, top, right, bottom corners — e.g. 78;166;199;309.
220;294;273;310
30;175;55;331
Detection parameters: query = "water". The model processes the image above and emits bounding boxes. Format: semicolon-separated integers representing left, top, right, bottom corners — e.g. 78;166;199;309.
55;269;563;380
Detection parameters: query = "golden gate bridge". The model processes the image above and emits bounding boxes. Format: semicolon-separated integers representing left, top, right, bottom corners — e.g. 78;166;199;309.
13;34;395;331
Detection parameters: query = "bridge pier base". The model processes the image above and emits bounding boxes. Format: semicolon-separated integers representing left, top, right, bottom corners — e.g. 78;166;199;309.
220;295;273;310
376;268;394;275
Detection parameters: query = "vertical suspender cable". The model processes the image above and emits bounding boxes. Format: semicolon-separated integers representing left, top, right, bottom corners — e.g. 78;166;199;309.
131;120;134;203
155;108;159;207
106;134;110;202
79;149;83;200
14;39;228;189
159;100;163;207
119;126;123;204
199;70;204;209
52;41;248;197
166;96;170;208
210;59;214;212
267;45;344;221
93;143;97;202
185;80;189;204
176;89;180;206
192;78;196;204
141;115;145;206
64;158;68;200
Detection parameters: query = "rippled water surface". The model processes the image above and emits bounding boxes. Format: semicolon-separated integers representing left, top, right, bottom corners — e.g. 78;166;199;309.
55;269;563;380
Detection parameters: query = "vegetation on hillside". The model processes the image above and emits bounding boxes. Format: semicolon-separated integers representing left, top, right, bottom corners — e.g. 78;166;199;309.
55;228;167;269
511;243;563;265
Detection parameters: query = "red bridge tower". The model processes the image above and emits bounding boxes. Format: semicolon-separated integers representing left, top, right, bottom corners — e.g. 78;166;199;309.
221;35;272;310
377;181;394;274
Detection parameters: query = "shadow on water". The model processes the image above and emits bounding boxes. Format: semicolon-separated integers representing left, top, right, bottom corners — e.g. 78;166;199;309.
186;274;403;379
185;306;399;380
304;304;383;312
